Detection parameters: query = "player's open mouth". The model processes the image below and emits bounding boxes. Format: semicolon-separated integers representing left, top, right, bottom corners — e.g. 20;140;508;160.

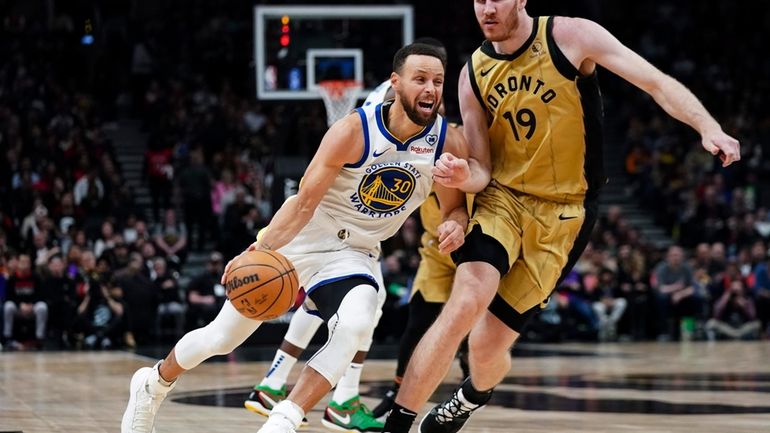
417;101;434;114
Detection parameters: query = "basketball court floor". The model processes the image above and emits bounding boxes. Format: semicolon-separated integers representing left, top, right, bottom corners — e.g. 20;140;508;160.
2;341;769;432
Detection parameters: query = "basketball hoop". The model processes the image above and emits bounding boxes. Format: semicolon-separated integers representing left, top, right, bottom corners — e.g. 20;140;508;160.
317;80;362;127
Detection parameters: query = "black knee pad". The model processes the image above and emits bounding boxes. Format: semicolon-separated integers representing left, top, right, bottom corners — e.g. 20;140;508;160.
308;276;378;321
451;225;509;276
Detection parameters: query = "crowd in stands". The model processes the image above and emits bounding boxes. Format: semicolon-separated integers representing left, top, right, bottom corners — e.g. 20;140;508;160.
1;1;769;351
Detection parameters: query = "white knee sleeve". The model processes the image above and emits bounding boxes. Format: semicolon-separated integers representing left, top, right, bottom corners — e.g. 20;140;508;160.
307;284;378;385
175;301;262;370
358;273;387;352
284;307;324;349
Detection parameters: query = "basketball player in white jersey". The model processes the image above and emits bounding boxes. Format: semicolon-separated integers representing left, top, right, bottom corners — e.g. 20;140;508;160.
243;38;450;433
121;42;471;433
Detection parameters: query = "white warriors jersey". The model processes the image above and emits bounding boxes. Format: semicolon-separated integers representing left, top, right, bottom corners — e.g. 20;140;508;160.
279;100;446;295
320;100;446;250
284;100;447;258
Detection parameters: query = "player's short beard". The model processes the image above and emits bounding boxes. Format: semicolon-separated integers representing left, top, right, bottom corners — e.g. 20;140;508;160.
398;89;438;126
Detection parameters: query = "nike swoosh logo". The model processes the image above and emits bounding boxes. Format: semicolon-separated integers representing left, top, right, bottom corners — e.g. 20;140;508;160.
558;214;577;220
479;64;498;77
373;148;390;157
327;408;351;424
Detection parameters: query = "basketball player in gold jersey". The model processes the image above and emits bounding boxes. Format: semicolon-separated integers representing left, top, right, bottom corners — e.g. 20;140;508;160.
383;1;741;432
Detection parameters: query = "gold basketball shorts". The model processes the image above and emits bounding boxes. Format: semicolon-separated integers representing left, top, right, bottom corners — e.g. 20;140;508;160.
466;181;596;314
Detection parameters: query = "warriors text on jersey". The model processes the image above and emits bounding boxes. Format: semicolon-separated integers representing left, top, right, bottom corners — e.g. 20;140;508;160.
468;16;605;203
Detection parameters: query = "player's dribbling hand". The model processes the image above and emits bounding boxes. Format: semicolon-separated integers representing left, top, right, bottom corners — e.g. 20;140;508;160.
220;242;259;284
702;128;740;167
437;220;465;254
432;152;470;188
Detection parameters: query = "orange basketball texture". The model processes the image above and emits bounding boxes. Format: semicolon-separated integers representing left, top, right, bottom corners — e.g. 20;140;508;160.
225;250;300;320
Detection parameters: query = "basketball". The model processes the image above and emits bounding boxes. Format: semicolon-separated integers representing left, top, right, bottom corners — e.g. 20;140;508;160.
225;250;300;321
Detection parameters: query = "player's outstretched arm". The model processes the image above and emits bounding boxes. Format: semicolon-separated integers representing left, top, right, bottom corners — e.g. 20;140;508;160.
558;17;740;167
432;65;492;192
221;113;363;282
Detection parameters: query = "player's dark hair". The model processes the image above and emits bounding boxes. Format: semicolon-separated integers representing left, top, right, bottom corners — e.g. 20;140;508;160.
413;37;445;49
393;43;447;74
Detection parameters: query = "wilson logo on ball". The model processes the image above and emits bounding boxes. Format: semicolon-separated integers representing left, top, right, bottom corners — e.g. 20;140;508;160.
226;274;261;293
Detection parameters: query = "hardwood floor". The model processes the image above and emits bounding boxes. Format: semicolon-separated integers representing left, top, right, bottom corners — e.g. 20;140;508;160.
2;342;769;432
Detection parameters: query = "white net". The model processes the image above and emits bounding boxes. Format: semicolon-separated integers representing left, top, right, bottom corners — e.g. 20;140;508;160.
318;80;362;127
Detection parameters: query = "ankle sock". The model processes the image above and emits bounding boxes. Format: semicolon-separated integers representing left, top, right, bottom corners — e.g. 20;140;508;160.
460;377;493;406
382;402;416;433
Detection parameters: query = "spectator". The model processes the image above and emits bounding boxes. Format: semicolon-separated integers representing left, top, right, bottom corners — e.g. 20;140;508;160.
211;168;237;222
134;220;151;244
177;148;213;250
221;187;254;259
73;168;105;207
76;250;101;301
31;230;57;269
74;279;127;350
651;246;705;340
3;254;47;349
122;214;140;245
555;272;599;341
20;203;48;242
617;245;652;339
114;252;156;345
40;254;77;348
153;208;188;268
591;268;628;342
93;220;116;259
153;257;184;338
708;242;728;280
186;252;225;329
706;279;760;340
140;242;157;278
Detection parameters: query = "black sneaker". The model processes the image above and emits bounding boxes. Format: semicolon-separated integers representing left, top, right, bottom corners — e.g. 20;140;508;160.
371;384;399;419
418;387;483;433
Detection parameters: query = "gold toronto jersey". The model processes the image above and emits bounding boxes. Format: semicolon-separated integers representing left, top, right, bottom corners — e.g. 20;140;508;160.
468;16;605;203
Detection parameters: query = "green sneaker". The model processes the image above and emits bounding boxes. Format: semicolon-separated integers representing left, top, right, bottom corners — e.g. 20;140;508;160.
244;384;309;428
321;395;384;432
244;384;286;416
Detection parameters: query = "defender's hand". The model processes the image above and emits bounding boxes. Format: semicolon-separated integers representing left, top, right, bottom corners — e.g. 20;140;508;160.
702;128;740;167
437;220;465;254
432;152;470;188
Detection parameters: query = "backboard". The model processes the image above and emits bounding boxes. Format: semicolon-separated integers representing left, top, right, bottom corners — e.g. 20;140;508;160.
254;5;413;100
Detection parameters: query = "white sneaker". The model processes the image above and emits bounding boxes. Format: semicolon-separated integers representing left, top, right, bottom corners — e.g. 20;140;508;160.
257;400;304;433
257;416;296;433
121;362;176;433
